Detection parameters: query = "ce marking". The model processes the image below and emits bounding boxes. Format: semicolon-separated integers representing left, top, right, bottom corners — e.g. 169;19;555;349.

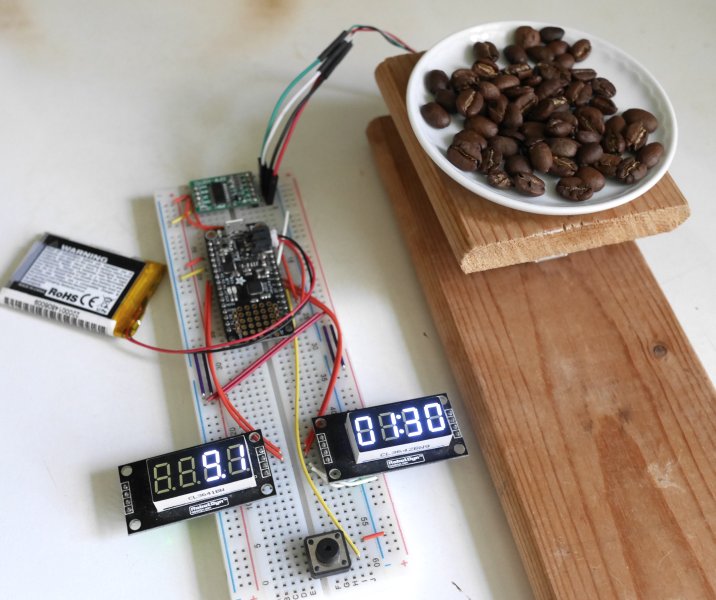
80;293;99;309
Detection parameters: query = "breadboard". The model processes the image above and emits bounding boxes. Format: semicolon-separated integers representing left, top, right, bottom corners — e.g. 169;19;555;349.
155;174;408;600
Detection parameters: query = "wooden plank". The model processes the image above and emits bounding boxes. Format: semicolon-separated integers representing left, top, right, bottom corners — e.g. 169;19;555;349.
374;53;690;274
367;115;716;600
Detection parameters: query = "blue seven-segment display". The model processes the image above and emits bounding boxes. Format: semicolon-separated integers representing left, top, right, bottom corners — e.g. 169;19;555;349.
348;397;449;451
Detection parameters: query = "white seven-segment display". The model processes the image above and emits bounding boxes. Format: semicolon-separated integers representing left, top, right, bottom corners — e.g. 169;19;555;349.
146;437;256;512
346;396;453;463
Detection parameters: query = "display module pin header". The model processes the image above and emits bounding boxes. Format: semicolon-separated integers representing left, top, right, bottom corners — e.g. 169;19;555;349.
0;233;165;336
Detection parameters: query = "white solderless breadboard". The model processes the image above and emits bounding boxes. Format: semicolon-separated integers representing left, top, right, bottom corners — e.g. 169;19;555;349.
155;174;409;600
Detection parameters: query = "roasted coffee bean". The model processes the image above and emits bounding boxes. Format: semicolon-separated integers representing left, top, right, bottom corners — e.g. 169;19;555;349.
505;154;533;175
549;156;578;177
565;80;586;104
565;80;592;106
591;96;617;115
547;39;569;56
521;121;546;140
504;63;533;79
515;25;541;48
502;103;524;129
451;68;478;91
487;169;514;189
576;142;603;165
594;153;621;177
474;41;499;61
616;157;647;183
499;127;525;142
466;115;499;138
530;96;569;121
576;166;606;191
536;78;566;101
554;52;576;69
602;131;626;154
576;106;605;135
529;141;553;173
421;102;450;128
624;121;649;151
503;85;534;100
447;139;482;171
492;74;520;90
623;108;658;133
490;135;519;157
435;89;457;113
548;137;579;157
545;116;575;137
592;77;616;98
540;26;565;42
535;62;564;81
513;172;546;196
473;59;500;79
637;142;664;168
487;95;508;123
456;89;485;117
575;129;603;144
504;44;529;64
572;68;597;82
454;129;488;150
604;115;626;134
575;83;593;106
526;45;554;63
426;69;449;94
571;39;592;61
557;176;593;201
524;74;543;87
477;81;501;101
513;90;538;113
478;147;503;173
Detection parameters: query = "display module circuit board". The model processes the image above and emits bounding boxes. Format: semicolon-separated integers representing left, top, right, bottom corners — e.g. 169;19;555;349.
155;174;408;600
205;224;293;342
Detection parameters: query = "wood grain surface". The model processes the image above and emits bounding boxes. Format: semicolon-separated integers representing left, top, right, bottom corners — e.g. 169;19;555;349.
367;115;716;599
374;53;690;274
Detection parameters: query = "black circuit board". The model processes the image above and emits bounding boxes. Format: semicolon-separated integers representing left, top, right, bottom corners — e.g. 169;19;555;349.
312;395;467;481
205;223;293;342
118;431;275;534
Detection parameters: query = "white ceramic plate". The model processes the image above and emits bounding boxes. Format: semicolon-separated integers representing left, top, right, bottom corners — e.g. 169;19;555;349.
406;21;677;215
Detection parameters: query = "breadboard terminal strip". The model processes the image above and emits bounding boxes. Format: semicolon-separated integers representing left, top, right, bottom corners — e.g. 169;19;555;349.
155;173;408;600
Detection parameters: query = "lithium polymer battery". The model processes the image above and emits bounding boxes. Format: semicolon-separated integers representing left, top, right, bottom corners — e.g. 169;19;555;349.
0;233;165;337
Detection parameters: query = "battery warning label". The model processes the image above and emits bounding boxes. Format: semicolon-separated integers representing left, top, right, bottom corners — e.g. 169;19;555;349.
19;245;135;316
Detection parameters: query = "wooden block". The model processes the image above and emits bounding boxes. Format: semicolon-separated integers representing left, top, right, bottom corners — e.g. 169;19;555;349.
375;54;690;273
367;115;716;599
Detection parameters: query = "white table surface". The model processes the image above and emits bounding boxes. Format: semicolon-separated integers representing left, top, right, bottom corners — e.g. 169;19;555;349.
1;2;714;599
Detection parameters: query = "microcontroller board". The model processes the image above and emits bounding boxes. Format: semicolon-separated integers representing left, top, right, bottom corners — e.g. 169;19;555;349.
205;223;293;342
190;171;260;213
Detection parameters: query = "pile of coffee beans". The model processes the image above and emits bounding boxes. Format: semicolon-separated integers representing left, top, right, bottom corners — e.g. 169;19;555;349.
420;25;665;201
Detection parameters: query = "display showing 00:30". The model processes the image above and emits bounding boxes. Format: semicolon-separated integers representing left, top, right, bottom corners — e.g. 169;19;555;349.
152;443;248;495
354;401;447;447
